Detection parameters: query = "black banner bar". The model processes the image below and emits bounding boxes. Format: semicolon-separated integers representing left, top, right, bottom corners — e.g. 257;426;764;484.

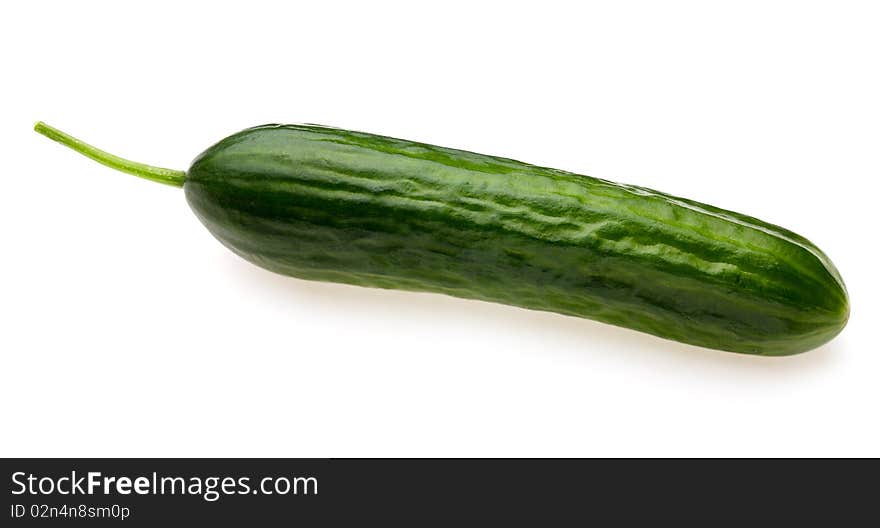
1;459;874;525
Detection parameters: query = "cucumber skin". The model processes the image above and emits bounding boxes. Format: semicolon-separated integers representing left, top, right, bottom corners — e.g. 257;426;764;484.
184;124;849;355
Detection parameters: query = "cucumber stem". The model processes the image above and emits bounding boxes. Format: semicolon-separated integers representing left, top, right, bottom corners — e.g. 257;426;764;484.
34;121;186;187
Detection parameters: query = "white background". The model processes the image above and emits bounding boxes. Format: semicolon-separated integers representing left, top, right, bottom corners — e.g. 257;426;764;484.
2;1;877;456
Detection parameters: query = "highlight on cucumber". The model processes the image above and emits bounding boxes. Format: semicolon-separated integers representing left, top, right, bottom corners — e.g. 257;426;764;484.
34;121;849;356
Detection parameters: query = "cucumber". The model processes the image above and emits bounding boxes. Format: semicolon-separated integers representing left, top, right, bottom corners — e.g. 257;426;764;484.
34;122;849;355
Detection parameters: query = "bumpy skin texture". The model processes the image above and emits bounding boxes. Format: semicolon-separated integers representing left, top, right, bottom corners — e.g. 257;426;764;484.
185;124;849;355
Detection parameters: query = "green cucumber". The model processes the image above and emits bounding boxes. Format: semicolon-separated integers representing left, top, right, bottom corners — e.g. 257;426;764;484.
34;121;849;355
